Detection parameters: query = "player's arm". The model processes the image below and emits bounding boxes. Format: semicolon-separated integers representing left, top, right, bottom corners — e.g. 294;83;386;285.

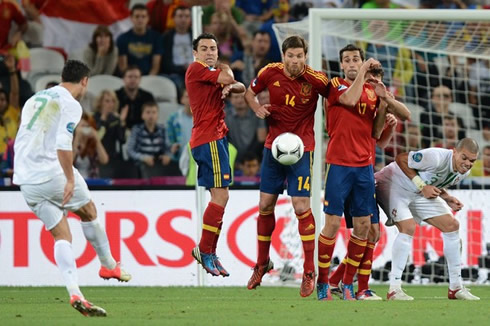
384;91;411;121
376;113;397;149
57;150;75;206
244;86;270;119
395;152;441;199
339;58;379;107
215;62;235;85
221;81;246;99
372;102;387;139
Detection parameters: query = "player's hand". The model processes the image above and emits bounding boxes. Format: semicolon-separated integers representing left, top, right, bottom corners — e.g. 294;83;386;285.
446;196;464;211
120;105;129;123
160;155;171;165
385;113;397;129
62;179;75;207
142;156;154;167
421;185;441;199
254;104;271;119
369;79;387;99
221;84;234;99
361;58;381;75
170;143;180;154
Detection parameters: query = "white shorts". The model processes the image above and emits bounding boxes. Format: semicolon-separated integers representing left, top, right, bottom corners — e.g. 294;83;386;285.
376;175;452;225
20;170;91;230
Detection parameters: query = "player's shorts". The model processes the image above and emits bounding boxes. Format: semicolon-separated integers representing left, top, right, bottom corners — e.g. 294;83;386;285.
375;171;452;225
260;148;313;197
191;137;231;189
324;163;375;217
20;170;91;230
344;194;379;229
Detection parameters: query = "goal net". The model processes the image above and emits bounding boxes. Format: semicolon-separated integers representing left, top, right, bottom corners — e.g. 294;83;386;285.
270;9;490;286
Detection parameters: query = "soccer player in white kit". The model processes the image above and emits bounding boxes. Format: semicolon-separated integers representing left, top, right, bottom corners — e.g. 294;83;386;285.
13;60;131;317
376;138;480;301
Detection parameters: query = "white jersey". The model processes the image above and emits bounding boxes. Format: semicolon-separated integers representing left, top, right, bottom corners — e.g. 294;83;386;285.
13;86;82;185
376;147;470;193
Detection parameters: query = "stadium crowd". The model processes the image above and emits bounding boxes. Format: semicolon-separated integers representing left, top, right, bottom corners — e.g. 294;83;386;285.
1;0;490;186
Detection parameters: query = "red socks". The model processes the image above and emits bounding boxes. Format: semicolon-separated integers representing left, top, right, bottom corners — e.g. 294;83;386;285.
357;241;375;292
343;235;367;285
297;209;316;272
256;210;275;266
317;233;336;284
199;202;224;254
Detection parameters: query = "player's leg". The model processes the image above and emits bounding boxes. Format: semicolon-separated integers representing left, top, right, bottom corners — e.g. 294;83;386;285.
317;164;352;300
356;221;382;301
387;218;416;300
248;148;283;289
342;165;373;300
424;213;480;300
288;151;316;297
20;182;106;317
191;138;232;276
67;171;130;282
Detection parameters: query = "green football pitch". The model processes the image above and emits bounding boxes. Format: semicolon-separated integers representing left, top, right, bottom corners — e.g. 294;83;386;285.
1;285;489;325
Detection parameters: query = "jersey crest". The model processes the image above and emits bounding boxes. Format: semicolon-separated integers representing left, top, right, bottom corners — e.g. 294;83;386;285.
300;83;312;97
412;152;423;162
366;88;376;101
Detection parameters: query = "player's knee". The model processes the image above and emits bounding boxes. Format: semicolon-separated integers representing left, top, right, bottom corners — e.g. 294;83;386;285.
445;217;460;232
77;201;97;222
353;220;370;238
368;224;380;243
322;214;341;236
397;221;416;236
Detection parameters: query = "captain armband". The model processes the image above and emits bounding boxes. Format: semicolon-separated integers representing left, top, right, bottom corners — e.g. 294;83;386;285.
411;175;426;191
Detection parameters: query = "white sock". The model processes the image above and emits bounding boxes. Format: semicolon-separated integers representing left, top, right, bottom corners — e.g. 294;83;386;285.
81;219;117;269
54;240;83;298
442;231;463;290
390;232;413;291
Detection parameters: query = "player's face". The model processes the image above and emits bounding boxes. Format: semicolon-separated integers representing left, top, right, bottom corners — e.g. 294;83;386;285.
78;77;89;100
341;50;363;82
453;148;478;174
194;38;218;67
283;48;306;78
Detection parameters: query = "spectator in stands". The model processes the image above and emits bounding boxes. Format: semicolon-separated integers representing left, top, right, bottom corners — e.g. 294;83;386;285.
420;85;466;148
117;4;163;75
470;145;490;177
147;0;211;34
433;115;460;149
0;0;28;51
45;81;58;89
202;0;244;27
207;11;247;63
73;113;109;179
128;101;180;178
21;0;45;23
405;123;422;151
93;90;128;162
235;0;274;34
225;92;266;167
237;151;261;177
468;59;490;123
166;89;192;163
161;6;193;96
0;54;20;156
0;138;14;184
83;26;119;76
231;31;271;86
259;0;293;62
116;65;155;129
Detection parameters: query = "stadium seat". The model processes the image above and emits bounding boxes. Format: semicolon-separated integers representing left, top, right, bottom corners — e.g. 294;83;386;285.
27;48;66;89
157;102;183;126
405;102;424;125
140;75;178;103
34;74;61;92
87;75;124;98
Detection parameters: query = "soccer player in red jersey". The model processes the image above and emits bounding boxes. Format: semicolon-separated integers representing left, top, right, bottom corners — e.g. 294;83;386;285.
185;33;245;277
244;35;329;297
327;68;411;300
316;44;386;301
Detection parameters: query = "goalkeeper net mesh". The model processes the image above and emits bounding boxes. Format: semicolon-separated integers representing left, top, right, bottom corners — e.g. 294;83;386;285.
271;13;490;286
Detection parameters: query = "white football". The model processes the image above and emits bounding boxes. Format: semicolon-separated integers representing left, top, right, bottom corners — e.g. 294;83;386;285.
271;132;304;165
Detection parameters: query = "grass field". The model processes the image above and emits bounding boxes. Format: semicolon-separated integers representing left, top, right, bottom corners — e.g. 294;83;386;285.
1;285;489;325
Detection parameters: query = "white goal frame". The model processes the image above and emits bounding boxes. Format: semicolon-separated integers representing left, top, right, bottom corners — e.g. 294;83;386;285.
307;8;490;243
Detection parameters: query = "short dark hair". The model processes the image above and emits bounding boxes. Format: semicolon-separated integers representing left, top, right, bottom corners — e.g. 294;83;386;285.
131;3;148;15
61;60;90;83
89;25;114;54
241;152;259;163
368;66;384;79
173;5;190;17
281;35;307;55
142;101;158;112
253;30;270;39
192;33;218;51
339;44;365;62
122;65;142;77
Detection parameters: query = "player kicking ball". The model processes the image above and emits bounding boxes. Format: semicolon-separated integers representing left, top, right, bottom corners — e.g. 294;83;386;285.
376;138;480;301
13;60;131;317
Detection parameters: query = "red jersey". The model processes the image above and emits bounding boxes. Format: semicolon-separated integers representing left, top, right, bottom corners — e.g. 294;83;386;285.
250;63;328;151
0;0;27;49
326;77;379;167
185;60;228;149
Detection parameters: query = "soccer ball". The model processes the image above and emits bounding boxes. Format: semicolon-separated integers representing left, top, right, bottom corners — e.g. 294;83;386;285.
271;132;304;165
